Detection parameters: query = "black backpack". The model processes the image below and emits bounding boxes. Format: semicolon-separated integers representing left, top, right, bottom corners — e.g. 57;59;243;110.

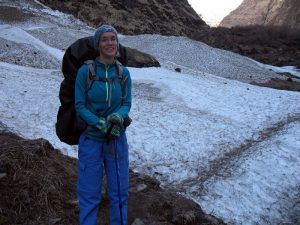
56;36;129;145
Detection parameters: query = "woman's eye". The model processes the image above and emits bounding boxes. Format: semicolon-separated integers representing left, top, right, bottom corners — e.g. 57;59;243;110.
101;38;116;43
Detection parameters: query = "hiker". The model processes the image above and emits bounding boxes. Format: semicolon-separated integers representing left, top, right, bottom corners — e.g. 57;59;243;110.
75;24;132;225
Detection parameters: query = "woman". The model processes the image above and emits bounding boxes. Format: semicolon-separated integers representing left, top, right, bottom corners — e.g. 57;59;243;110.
75;24;131;225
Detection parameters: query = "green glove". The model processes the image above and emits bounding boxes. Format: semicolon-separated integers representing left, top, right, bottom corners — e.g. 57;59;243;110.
110;125;122;139
107;112;123;126
95;117;109;134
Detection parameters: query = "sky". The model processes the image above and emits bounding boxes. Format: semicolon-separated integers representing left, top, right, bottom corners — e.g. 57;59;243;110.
1;3;300;225
188;0;243;26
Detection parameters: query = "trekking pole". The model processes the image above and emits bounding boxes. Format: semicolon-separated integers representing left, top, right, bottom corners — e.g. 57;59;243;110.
107;125;124;225
113;139;124;225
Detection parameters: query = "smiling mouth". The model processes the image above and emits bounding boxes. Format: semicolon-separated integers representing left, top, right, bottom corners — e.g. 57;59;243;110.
106;47;115;51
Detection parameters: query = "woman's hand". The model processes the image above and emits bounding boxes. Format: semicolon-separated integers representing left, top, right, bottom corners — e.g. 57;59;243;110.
95;117;109;134
107;112;123;127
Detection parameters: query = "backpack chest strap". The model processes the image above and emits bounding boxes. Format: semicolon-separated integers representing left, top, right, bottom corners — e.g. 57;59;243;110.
90;76;122;83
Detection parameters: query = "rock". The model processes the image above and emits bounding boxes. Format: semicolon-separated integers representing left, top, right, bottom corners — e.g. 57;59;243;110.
131;218;145;225
129;182;148;193
48;218;61;224
126;47;160;68
175;67;181;72
0;172;7;179
136;184;147;192
66;199;78;206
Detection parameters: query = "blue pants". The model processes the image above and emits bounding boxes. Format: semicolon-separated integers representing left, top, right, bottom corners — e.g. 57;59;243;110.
77;133;129;225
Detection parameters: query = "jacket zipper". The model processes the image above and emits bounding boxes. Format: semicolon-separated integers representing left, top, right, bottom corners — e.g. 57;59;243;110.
105;65;112;107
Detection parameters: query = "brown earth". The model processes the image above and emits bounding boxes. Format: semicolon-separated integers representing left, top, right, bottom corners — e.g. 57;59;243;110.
251;77;300;92
201;25;300;69
0;131;225;225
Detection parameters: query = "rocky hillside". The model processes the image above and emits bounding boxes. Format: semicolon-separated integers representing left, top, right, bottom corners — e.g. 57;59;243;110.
39;0;208;39
38;0;300;69
220;0;300;30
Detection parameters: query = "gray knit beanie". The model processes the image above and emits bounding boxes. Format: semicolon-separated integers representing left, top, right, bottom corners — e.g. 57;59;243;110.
94;24;118;52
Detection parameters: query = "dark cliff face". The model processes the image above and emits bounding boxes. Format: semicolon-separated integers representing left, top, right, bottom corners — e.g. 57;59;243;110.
39;0;208;39
220;0;300;30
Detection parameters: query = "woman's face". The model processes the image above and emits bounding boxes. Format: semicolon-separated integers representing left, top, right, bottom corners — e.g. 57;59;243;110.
99;32;117;59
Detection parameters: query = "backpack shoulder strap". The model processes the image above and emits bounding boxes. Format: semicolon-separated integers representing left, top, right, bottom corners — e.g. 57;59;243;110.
83;59;127;94
84;60;96;92
115;60;128;85
115;60;124;78
115;60;128;99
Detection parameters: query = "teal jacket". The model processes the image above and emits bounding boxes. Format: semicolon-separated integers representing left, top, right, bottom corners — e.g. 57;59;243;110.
75;57;132;141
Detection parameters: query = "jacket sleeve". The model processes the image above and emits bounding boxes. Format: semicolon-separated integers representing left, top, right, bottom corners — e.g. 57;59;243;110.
117;67;132;118
75;65;99;126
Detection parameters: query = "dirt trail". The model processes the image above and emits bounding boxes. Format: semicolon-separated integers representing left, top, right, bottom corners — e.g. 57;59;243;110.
197;113;300;183
177;113;300;188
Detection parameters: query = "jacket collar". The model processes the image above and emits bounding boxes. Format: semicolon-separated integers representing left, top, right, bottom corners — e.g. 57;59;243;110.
95;56;116;67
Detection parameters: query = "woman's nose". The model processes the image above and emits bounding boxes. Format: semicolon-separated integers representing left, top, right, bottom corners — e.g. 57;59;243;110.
107;39;114;44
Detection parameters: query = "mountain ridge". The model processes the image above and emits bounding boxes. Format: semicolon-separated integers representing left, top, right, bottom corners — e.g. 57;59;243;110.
220;0;300;30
